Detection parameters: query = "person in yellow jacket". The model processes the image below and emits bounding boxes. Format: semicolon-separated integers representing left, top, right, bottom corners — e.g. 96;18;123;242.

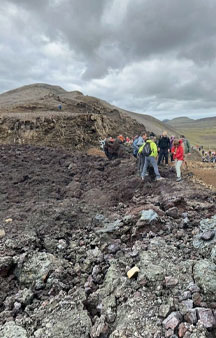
140;133;164;181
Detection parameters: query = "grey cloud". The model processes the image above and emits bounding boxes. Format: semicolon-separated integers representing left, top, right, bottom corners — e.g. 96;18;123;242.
1;0;216;118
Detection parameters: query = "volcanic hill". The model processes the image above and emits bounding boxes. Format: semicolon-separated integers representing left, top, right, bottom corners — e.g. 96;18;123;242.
0;83;177;150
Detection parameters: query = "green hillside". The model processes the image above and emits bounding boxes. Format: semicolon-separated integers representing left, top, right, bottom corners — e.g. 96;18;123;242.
166;116;216;150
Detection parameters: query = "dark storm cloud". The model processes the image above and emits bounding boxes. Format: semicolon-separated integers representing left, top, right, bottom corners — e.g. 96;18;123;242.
1;0;216;118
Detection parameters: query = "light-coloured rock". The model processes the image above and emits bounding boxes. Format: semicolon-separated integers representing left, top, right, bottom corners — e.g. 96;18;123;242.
159;304;171;318
140;209;158;222
193;259;216;301
5;218;13;223
0;229;5;238
0;321;28;338
127;266;140;279
179;300;193;315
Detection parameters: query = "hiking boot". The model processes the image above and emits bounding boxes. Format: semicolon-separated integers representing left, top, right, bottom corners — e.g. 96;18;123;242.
156;177;165;181
176;177;182;182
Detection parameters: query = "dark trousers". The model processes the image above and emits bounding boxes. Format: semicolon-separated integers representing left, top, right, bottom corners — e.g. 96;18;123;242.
158;149;168;165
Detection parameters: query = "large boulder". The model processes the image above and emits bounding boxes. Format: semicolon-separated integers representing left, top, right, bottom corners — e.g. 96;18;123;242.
0;321;28;338
193;259;216;301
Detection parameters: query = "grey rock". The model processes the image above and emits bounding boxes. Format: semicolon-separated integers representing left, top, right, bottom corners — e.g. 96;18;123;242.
179;300;193;315
33;289;92;338
140;209;158;222
196;307;216;328
0;321;28;338
159;304;171;318
162;311;182;330
166;207;179;219
193;259;216;301
0;256;13;277
187;282;200;293
165;276;178;288
193;215;216;249
15;252;66;288
201;231;215;241
211;246;216;263
108;243;120;254
184;309;197;324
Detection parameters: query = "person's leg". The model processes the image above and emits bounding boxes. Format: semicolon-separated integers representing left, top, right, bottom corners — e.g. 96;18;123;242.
164;150;169;164
140;155;145;174
176;160;183;179
157;150;163;165
141;156;149;177
150;157;161;178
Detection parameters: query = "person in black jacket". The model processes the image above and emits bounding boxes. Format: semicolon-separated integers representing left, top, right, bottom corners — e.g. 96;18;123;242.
157;131;170;165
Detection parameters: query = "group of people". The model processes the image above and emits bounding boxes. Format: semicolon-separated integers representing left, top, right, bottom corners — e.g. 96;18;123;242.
201;150;216;163
132;131;191;182
101;131;191;182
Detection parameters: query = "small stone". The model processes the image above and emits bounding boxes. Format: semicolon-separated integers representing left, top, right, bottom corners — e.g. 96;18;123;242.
0;229;5;238
192;292;202;306
196;307;216;328
201;231;215;241
163;311;182;330
5;218;13;223
179;300;193;315
166;207;179;219
159;304;171;318
140;209;158;222
165;329;174;337
184;309;197;324
127;266;140;279
165;276;178;288
187;282;200;293
180;291;191;301
0;256;13;277
178;322;189;337
107;243;120;254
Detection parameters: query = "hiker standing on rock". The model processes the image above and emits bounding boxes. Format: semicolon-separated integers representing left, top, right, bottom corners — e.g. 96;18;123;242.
141;133;164;181
171;139;184;182
157;131;170;166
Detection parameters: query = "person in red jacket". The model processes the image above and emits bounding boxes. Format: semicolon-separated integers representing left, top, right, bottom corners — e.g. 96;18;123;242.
171;139;184;182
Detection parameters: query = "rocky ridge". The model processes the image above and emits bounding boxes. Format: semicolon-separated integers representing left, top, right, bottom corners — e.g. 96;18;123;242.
0;83;178;149
0;144;216;337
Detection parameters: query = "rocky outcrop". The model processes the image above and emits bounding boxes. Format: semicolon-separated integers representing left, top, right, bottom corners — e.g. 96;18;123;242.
0;84;146;149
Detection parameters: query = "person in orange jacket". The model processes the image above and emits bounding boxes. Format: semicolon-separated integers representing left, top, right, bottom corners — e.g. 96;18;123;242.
171;139;184;182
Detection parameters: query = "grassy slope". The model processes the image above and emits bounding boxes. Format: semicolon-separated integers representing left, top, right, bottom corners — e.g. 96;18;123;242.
166;117;216;150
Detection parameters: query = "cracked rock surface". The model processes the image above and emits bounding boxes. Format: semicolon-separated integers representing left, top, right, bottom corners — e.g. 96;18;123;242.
0;145;216;337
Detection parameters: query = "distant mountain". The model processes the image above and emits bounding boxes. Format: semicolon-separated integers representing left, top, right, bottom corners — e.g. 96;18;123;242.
122;110;179;137
164;116;216;149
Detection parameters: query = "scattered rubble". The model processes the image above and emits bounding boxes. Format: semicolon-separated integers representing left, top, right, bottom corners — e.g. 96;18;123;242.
0;144;216;337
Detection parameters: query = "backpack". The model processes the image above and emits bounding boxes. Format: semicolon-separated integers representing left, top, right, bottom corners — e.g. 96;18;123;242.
142;142;152;156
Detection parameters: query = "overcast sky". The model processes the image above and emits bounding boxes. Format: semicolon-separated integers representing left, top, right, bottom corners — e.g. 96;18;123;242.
1;0;216;119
